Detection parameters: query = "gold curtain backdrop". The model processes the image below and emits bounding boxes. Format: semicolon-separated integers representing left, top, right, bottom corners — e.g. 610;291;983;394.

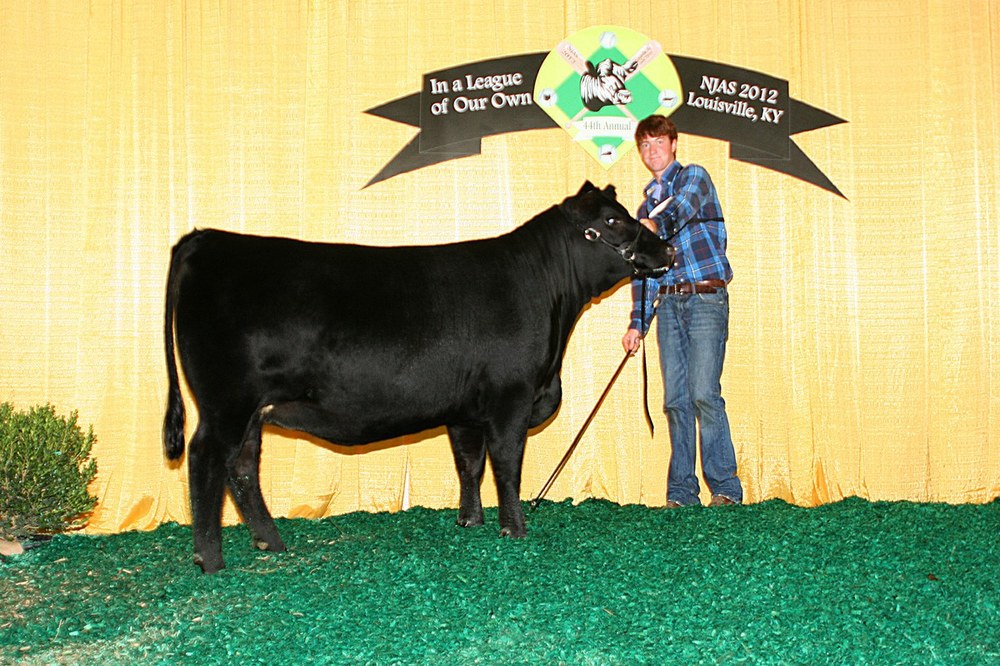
1;1;997;534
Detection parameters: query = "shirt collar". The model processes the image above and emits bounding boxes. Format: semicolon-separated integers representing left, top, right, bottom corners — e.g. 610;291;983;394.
644;160;684;201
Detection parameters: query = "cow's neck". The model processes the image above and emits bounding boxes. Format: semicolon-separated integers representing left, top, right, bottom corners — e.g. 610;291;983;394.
517;208;630;312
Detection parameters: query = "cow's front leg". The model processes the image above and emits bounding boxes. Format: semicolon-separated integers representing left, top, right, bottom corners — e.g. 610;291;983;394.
446;425;486;527
485;422;528;538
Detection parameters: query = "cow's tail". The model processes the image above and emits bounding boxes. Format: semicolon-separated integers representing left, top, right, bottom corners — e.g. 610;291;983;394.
163;232;195;461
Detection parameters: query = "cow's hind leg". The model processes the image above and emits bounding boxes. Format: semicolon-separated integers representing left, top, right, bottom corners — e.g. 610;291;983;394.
226;410;286;554
447;425;487;527
187;422;232;574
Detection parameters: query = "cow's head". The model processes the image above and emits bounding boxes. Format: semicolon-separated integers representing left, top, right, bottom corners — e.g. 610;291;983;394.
580;59;633;112
560;181;676;276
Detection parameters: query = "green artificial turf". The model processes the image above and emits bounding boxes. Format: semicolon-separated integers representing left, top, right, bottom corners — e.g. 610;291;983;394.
2;498;998;664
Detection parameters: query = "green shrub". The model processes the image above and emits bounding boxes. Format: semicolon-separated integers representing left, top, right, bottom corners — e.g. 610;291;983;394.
0;402;98;542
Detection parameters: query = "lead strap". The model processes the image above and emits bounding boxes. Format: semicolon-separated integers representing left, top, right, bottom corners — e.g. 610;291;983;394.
641;279;655;437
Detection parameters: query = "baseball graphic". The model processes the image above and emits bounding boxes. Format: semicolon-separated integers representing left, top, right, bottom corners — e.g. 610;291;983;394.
659;89;679;108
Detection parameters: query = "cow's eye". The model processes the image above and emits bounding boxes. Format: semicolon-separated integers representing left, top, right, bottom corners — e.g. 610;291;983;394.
605;217;619;227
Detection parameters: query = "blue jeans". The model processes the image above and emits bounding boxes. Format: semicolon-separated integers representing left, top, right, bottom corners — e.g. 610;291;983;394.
655;288;742;505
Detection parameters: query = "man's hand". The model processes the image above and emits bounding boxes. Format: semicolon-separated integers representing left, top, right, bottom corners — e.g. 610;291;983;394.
638;217;658;234
622;328;643;355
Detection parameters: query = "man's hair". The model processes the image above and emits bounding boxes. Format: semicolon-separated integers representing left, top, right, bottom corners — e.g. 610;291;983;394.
634;115;678;143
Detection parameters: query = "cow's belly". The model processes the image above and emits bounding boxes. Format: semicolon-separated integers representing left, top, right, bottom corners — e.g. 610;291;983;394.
255;354;476;446
261;399;446;446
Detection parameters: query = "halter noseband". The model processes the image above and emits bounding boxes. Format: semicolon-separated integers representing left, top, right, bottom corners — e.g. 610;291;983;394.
581;224;643;264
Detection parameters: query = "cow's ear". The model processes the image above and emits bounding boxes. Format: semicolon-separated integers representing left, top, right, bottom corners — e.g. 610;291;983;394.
602;185;618;200
578;181;597;195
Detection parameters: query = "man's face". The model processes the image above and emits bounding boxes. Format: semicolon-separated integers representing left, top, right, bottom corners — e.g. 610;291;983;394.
637;134;677;179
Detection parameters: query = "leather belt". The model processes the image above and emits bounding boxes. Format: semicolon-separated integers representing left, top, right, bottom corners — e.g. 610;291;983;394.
660;279;727;295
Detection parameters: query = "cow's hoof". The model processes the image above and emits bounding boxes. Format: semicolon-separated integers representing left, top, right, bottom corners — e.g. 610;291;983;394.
456;515;484;528
252;537;287;552
498;526;527;538
193;553;225;574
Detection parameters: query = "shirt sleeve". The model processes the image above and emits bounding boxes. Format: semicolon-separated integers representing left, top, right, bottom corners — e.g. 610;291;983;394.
628;276;659;334
651;165;711;233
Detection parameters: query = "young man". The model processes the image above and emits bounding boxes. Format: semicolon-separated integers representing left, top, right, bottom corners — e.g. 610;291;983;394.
621;115;743;508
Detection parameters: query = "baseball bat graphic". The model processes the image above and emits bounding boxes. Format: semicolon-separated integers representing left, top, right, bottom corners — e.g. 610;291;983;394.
556;40;589;75
623;40;662;80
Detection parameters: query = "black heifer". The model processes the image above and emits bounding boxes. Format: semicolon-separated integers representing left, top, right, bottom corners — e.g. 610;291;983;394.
163;182;674;573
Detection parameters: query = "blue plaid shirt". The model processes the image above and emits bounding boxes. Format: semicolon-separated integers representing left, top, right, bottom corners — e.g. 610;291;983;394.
629;160;733;333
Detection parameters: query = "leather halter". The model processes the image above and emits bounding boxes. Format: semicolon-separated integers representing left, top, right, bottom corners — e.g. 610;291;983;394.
581;224;644;264
558;203;645;268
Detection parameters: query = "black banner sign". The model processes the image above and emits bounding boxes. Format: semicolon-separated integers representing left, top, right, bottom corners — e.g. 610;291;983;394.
365;48;846;197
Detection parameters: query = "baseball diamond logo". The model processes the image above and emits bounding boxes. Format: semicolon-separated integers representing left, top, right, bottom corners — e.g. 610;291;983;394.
365;25;847;198
534;27;681;168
